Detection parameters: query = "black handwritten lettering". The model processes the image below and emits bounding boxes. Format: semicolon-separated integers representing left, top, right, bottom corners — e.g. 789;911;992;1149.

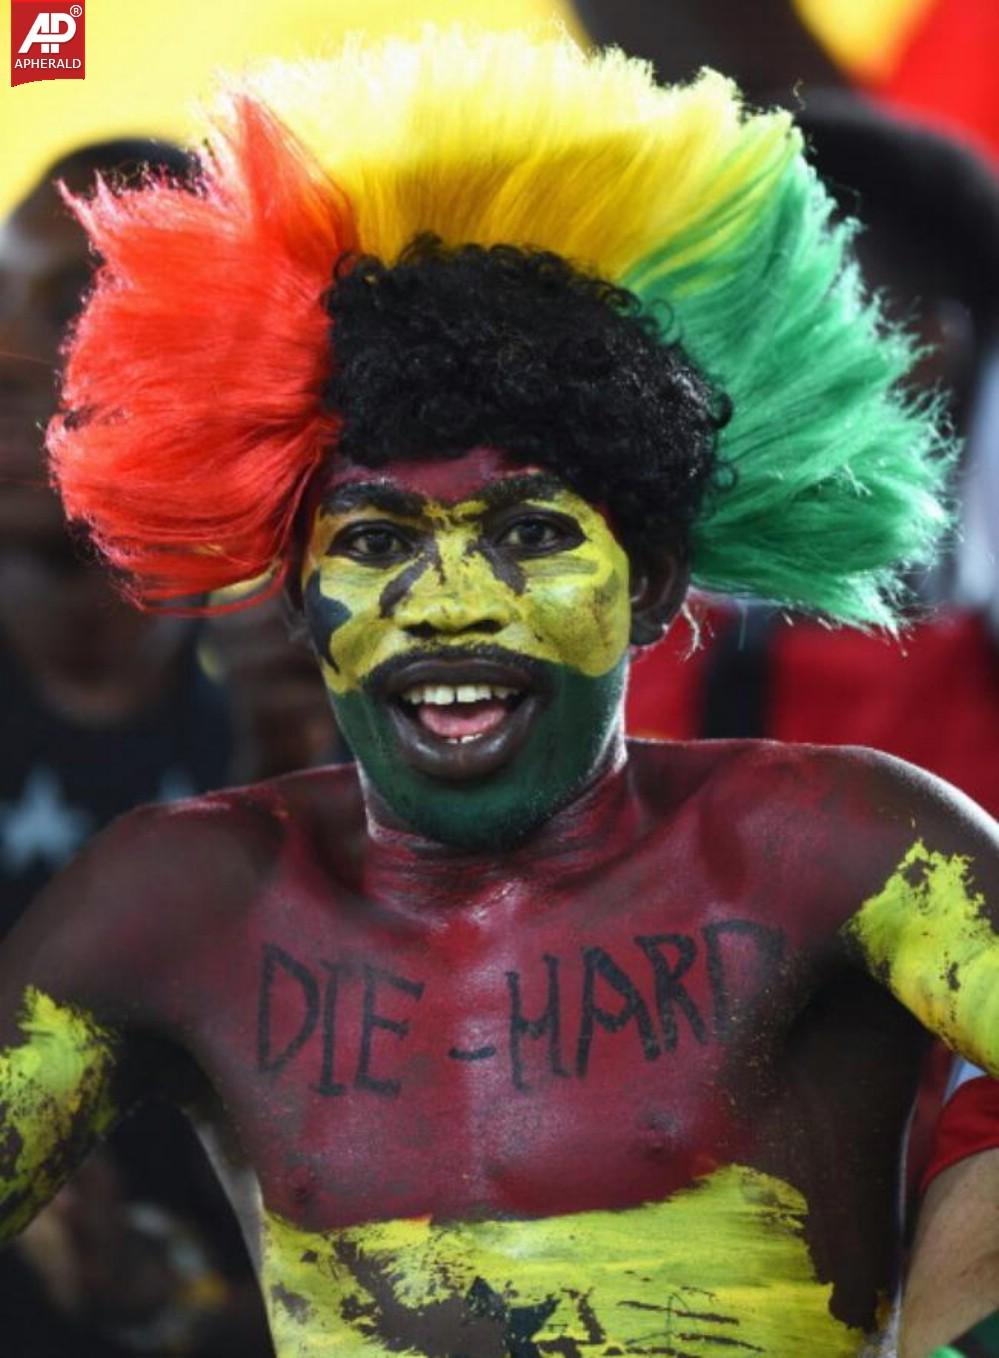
506;954;568;1092
312;962;347;1097
257;918;786;1099
257;944;319;1076
355;964;425;1098
703;919;784;1040
635;933;707;1049
576;946;661;1077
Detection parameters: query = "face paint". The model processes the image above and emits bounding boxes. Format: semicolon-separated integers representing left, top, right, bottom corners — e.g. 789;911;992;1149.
846;840;999;1075
261;1165;866;1357
300;451;632;848
0;988;118;1237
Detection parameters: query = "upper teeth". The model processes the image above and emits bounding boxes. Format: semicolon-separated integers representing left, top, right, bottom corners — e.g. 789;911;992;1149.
401;683;517;705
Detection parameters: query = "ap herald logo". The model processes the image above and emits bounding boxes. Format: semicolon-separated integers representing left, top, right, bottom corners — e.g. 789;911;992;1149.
11;0;84;86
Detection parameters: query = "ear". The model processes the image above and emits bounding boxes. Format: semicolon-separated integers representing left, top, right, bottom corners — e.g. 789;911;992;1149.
629;550;690;647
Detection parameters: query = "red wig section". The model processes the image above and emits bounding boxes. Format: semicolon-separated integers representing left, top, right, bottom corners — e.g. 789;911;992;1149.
48;96;358;607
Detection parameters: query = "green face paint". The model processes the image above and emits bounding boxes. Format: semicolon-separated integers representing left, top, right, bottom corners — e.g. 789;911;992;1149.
300;456;633;848
332;658;627;848
0;988;118;1238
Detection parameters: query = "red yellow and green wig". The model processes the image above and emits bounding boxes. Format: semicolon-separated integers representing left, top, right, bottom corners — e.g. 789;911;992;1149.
49;29;950;626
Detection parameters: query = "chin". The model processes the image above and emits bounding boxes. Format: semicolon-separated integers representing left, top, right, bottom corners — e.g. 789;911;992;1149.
340;657;628;852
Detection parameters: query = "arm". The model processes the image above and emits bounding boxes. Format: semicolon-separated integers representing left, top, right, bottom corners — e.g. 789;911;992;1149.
829;756;999;1355
0;985;122;1240
902;1150;999;1357
0;804;193;1241
840;755;999;1078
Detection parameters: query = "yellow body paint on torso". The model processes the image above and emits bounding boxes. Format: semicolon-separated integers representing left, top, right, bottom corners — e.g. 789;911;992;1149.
262;1165;865;1358
847;841;999;1076
0;988;118;1237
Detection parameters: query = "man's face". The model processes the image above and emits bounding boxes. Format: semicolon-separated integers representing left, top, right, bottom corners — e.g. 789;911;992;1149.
300;448;633;847
0;180;180;678
0;182;92;543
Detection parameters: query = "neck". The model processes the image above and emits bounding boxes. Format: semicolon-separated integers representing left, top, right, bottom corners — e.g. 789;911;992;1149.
359;732;642;914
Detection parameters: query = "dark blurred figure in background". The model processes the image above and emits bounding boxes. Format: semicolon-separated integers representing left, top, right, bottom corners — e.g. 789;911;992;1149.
0;142;275;1355
204;597;343;784
0;140;232;925
573;0;844;100
0;141;340;920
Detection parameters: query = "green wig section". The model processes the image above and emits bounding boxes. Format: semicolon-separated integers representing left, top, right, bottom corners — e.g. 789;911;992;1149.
625;145;954;629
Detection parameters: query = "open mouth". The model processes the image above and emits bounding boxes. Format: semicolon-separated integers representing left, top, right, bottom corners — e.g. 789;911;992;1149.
376;654;547;781
399;682;524;743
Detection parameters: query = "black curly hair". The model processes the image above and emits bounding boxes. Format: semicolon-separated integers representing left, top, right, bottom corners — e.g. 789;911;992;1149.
323;236;729;561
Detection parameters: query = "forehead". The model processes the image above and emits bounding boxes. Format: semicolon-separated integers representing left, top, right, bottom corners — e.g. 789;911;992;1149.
320;447;559;509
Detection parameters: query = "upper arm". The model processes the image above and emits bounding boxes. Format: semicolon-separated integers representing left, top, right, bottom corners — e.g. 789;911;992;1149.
837;749;999;1077
901;1150;999;1358
0;800;236;1240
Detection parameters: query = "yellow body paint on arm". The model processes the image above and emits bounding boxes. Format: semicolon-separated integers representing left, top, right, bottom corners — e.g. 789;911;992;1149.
0;987;120;1238
846;841;999;1075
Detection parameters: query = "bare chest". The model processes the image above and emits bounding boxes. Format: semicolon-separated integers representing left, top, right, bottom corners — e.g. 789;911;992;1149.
175;861;896;1232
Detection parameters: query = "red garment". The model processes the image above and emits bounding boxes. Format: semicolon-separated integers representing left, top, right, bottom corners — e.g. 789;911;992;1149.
627;609;999;816
626;611;710;742
874;0;999;167
920;1076;999;1196
767;613;999;810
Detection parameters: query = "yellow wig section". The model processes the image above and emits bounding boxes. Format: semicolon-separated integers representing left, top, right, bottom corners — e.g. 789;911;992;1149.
237;29;797;282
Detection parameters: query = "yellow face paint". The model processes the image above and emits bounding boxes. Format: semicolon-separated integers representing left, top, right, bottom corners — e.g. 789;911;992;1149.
299;460;638;847
0;988;119;1238
846;840;999;1075
261;1165;864;1358
301;482;631;698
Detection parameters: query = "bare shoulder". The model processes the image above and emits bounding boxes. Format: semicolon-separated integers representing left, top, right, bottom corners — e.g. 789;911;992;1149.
0;762;366;1025
637;732;991;821
628;735;999;900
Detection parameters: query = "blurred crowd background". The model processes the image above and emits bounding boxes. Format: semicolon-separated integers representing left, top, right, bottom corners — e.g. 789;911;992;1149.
1;0;998;1353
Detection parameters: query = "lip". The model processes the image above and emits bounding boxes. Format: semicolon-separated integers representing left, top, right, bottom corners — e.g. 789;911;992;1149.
372;650;549;782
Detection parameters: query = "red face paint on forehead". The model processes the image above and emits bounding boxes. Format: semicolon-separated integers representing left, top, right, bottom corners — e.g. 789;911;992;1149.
321;447;544;507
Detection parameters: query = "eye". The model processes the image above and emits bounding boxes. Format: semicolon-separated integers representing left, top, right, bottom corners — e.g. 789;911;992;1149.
331;522;414;565
494;513;583;557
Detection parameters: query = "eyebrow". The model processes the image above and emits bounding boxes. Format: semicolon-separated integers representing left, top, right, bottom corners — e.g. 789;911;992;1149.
321;483;427;517
321;472;567;518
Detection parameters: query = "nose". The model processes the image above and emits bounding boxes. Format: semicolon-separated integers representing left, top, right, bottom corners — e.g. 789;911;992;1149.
395;592;511;639
392;552;517;639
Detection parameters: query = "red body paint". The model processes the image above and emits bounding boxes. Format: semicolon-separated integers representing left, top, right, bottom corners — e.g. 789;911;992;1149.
49;738;934;1331
8;737;977;1329
313;448;543;510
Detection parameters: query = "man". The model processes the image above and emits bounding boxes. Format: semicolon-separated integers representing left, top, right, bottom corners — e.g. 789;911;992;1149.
1;31;996;1358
